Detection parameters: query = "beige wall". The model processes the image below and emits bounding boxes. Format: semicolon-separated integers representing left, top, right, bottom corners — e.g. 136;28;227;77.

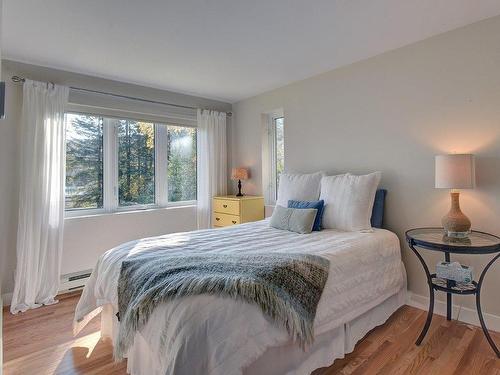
0;61;232;299
231;16;500;316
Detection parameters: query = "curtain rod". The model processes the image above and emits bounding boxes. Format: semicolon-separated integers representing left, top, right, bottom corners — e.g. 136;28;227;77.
11;75;232;116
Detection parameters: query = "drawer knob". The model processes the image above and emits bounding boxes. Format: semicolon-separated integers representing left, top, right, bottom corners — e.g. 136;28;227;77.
223;204;228;208
215;217;220;221
232;220;237;224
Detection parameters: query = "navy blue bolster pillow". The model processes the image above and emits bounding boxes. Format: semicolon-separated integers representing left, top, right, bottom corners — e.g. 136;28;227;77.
370;189;387;229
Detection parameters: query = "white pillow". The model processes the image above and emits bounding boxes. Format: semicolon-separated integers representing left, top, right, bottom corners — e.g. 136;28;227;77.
320;172;381;231
276;172;324;207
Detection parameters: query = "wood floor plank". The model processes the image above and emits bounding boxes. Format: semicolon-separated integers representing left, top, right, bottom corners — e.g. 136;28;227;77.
349;340;400;375
316;338;374;375
426;324;472;375
316;306;427;375
3;294;500;374
453;329;494;375
376;313;446;375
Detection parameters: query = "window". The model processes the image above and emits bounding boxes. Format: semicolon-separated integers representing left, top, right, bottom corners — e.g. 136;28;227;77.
65;112;197;215
65;113;104;210
262;111;284;205
167;125;197;202
117;120;155;206
274;117;284;198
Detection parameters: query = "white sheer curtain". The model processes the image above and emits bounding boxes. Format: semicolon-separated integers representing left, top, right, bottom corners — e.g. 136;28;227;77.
197;109;227;229
11;80;69;314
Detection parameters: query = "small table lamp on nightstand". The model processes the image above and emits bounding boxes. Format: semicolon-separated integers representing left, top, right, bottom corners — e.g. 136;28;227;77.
231;167;249;196
435;154;475;238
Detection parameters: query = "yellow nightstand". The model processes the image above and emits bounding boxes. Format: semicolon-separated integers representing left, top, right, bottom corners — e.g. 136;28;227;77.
213;195;264;228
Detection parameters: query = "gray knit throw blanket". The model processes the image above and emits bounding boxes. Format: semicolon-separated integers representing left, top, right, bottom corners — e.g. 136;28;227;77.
115;250;329;359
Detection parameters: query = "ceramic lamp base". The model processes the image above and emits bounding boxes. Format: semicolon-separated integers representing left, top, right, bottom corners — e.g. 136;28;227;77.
442;191;471;238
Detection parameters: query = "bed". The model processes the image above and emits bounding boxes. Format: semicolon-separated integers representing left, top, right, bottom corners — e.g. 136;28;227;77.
74;218;406;375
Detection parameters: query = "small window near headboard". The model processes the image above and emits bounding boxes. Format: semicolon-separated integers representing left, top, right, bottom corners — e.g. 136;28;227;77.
261;109;284;205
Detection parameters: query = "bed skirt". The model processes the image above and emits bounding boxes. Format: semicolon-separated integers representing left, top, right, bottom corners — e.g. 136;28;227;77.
100;287;406;375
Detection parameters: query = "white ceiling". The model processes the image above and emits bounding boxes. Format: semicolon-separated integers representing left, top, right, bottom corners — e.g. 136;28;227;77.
3;0;500;103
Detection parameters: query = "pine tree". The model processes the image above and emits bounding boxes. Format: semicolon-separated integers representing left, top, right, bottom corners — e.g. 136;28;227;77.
167;126;196;202
118;120;155;206
65;115;104;209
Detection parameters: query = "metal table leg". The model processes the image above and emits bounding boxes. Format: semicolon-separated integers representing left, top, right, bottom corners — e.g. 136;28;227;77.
445;252;452;321
409;242;435;345
476;253;500;358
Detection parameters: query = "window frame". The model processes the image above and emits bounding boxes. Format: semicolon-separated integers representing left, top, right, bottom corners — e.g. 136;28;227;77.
273;116;284;201
262;110;284;206
64;111;197;218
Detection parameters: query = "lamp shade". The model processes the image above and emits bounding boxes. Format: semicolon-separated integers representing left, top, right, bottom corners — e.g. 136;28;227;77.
435;154;475;189
231;167;249;180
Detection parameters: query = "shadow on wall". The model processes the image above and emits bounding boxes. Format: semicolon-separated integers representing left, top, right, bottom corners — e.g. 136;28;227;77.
468;156;500;232
476;156;500;189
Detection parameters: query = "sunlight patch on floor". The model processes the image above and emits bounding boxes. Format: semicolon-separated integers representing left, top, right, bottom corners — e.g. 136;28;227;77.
75;331;101;358
4;331;104;375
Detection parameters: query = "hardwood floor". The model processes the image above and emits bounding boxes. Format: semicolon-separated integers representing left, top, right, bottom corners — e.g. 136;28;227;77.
2;293;125;375
3;293;499;374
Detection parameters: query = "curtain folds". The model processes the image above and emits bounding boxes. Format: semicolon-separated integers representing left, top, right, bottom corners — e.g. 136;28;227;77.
197;109;227;229
11;80;69;314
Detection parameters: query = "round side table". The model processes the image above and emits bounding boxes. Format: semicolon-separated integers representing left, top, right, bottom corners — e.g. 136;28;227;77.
406;227;500;358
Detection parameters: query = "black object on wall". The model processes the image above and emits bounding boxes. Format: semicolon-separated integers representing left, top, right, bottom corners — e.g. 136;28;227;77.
0;82;5;119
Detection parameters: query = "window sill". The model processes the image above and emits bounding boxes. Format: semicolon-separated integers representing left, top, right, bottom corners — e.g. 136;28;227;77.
65;202;197;220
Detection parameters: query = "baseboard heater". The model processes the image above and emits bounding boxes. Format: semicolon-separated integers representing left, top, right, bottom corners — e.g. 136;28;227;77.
59;269;93;294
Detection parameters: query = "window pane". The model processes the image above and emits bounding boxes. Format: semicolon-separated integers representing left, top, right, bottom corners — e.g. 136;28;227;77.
118;120;155;206
65;113;104;210
275;117;284;196
167;125;197;202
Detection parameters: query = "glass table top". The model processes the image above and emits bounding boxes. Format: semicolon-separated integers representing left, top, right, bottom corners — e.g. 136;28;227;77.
406;228;500;254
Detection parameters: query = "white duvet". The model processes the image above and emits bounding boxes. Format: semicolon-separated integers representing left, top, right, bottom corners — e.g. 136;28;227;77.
75;219;405;375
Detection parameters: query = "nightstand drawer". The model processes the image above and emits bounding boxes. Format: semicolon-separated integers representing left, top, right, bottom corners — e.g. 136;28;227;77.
213;213;241;227
213;199;240;215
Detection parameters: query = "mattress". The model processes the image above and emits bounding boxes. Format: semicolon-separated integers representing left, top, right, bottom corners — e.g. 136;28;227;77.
74;219;406;375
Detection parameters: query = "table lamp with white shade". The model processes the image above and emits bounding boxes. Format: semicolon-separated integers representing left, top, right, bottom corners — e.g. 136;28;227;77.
435;154;475;238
